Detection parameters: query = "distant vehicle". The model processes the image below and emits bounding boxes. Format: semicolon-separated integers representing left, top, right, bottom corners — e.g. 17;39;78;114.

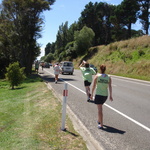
44;62;50;68
89;64;97;73
60;61;74;75
49;63;52;66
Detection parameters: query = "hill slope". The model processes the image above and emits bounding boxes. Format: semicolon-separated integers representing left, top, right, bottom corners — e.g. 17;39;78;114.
74;35;150;81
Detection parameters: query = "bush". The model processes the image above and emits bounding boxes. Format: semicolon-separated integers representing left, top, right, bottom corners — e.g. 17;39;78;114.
5;62;26;89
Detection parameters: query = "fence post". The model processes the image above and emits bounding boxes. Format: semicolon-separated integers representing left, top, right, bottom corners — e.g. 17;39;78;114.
61;83;68;131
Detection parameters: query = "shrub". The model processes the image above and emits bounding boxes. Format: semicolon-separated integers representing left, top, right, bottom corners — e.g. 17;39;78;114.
5;62;26;89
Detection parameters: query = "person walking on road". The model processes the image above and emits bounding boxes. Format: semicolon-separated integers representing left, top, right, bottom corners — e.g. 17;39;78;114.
35;60;39;74
79;60;96;101
53;63;61;84
41;62;44;71
91;64;113;129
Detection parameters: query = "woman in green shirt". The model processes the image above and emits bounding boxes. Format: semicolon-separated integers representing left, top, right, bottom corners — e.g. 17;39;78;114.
91;64;113;129
79;60;96;101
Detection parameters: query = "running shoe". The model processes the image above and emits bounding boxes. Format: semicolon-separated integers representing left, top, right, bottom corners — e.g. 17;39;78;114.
87;99;90;102
98;124;103;129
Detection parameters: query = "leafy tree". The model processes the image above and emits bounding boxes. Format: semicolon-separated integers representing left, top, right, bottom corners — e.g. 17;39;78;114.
45;42;55;56
79;2;116;45
55;22;69;57
74;26;95;56
0;0;55;76
67;22;79;43
79;2;99;45
65;41;77;59
5;62;26;89
45;43;51;56
138;0;150;35
45;53;54;62
110;4;128;41
40;55;46;61
118;0;140;38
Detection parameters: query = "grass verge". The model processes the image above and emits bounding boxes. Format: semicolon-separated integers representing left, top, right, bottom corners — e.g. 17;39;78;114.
0;74;87;150
74;35;150;81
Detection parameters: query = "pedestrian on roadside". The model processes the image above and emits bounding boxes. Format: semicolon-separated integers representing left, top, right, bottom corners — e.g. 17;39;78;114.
41;62;44;71
79;60;96;101
35;60;39;74
90;64;113;129
53;63;61;84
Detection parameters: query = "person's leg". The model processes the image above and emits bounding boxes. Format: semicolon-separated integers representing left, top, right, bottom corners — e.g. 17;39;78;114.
85;86;90;100
35;68;38;74
55;74;58;83
57;74;59;81
88;86;91;97
55;74;56;82
97;104;103;127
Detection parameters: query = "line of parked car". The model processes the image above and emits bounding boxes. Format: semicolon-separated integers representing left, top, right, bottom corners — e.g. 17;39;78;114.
40;62;52;68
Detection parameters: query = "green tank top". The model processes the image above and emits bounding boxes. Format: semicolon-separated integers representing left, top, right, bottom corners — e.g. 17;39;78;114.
96;74;110;96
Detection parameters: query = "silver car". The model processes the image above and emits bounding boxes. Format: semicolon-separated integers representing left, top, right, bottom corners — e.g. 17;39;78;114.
60;61;74;75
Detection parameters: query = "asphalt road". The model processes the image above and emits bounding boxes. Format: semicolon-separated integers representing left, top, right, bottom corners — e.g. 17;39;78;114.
39;67;150;150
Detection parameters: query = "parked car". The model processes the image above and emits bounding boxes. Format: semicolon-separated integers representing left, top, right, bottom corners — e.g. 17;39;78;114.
49;63;52;66
44;62;50;68
60;61;74;75
89;64;97;73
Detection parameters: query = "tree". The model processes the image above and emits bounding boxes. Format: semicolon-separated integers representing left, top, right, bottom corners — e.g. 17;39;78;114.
0;0;55;75
74;26;95;56
67;22;79;43
45;43;51;56
138;0;150;35
45;53;54;62
45;42;55;56
55;22;69;58
5;62;26;89
78;2;116;45
65;41;77;59
118;0;140;38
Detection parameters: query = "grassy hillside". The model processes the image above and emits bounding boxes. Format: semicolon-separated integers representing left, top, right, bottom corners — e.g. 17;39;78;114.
74;35;150;81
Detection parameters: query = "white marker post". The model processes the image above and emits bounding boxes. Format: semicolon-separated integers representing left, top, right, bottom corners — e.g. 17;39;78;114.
61;83;68;131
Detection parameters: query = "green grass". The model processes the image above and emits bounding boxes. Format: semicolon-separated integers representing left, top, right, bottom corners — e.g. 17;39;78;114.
0;75;87;150
74;35;150;81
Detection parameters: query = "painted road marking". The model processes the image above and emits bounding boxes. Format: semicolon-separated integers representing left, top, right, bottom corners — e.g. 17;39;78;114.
111;75;150;87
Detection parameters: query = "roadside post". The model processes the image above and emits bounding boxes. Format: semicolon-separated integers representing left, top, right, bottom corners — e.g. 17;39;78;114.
61;83;68;131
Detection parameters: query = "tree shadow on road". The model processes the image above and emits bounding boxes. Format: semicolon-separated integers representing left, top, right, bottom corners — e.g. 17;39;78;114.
102;125;126;134
40;74;77;83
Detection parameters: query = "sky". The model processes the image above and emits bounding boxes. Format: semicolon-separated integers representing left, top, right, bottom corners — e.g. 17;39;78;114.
0;0;142;58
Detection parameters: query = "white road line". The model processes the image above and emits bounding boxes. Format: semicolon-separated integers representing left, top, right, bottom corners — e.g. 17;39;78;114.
111;75;150;87
104;104;150;132
44;70;150;132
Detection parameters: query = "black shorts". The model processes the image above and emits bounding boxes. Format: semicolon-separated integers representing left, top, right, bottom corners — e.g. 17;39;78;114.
84;80;91;86
94;95;108;105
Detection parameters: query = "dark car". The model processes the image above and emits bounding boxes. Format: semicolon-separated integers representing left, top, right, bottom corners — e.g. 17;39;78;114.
44;62;50;68
89;64;97;73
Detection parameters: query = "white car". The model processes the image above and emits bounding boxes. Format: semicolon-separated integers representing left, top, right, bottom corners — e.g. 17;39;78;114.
60;61;74;75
